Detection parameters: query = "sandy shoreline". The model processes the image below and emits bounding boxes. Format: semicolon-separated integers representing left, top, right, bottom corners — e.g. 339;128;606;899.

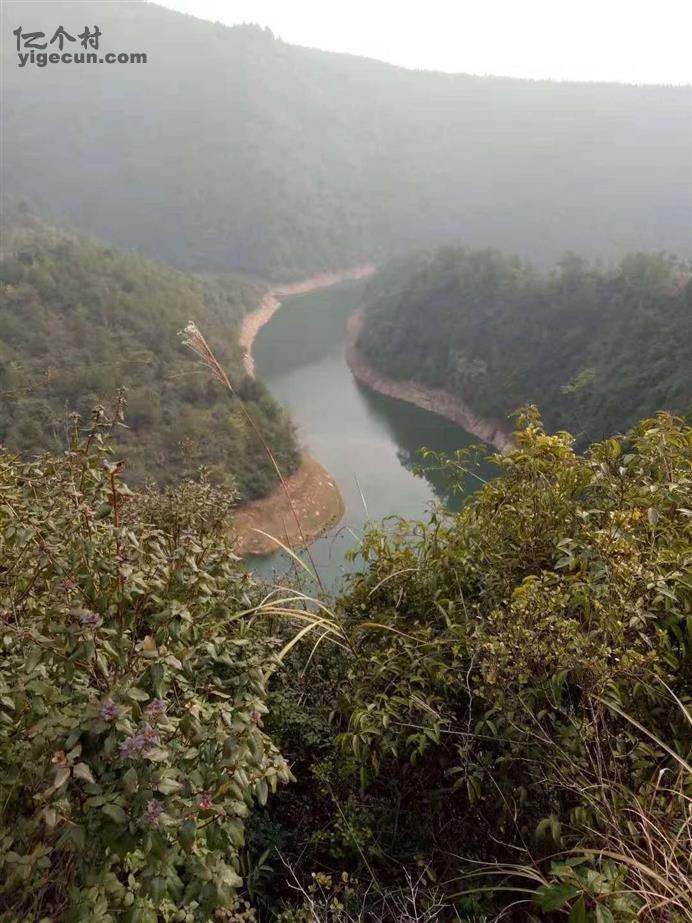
239;264;376;378
345;308;514;454
233;276;512;556
233;453;345;557
234;265;375;556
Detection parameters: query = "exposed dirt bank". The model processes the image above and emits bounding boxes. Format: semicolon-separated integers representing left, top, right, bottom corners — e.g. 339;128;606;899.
233;266;375;556
345;308;514;454
239;264;376;378
233;453;345;557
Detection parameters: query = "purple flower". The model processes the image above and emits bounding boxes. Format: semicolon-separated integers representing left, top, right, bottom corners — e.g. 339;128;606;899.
120;734;145;758
79;611;101;629
56;578;77;595
100;699;120;722
146;699;167;719
140;722;160;747
120;724;160;759
145;798;164;826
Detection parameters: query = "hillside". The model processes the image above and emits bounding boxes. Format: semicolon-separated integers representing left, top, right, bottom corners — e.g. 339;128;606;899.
0;201;299;498
356;247;692;443
2;1;691;277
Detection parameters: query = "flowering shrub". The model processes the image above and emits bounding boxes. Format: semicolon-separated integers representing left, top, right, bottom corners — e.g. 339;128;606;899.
0;423;292;921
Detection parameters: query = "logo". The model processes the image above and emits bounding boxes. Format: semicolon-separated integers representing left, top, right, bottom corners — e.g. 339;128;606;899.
13;25;147;68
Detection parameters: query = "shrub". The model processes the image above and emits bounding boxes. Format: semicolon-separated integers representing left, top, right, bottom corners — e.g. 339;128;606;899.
326;411;691;918
0;418;292;922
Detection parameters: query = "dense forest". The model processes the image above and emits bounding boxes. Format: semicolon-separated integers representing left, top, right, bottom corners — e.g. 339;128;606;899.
3;0;691;277
0;201;299;498
357;247;692;443
2;411;690;920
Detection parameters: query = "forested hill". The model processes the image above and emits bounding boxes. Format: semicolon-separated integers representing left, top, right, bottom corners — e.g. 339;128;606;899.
3;1;691;278
0;201;299;498
357;248;692;444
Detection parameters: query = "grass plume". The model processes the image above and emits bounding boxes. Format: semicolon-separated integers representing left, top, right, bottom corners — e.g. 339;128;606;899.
180;321;324;590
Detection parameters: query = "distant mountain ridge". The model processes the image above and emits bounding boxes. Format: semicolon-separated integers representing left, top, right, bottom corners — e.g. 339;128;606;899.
2;0;691;277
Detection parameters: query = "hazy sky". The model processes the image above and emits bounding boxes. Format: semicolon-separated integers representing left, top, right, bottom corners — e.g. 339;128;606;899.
156;0;692;85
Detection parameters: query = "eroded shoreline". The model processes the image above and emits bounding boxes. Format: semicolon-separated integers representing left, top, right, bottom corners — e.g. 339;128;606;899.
239;264;376;377
345;308;514;454
233;453;345;557
234;266;375;556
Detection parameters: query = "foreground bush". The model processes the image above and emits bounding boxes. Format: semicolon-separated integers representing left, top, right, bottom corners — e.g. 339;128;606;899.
333;411;691;919
2;409;690;921
0;417;291;921
259;411;691;920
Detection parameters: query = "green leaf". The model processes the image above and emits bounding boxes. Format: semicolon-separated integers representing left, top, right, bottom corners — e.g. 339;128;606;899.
123;767;138;795
147;876;167;902
51;765;71;792
132;909;157;923
226;817;244;848
157;776;182;795
150;662;165;696
595;906;616;923
569;896;587;923
178;818;196;853
43;807;58;828
466;774;482;804
102;803;128;825
73;762;96;784
57;823;86;851
219;864;243;890
550;815;562;845
537;882;581;911
126;687;150;702
255;778;268;806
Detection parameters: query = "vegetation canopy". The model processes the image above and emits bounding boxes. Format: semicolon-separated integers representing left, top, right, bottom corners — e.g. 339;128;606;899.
0;415;296;921
358;248;692;444
0;201;299;499
251;411;692;920
4;406;687;919
3;0;690;276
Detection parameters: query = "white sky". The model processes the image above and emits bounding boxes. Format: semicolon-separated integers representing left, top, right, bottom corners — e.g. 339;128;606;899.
155;0;692;85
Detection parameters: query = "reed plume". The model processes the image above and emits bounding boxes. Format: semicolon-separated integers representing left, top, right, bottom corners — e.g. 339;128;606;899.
180;321;323;588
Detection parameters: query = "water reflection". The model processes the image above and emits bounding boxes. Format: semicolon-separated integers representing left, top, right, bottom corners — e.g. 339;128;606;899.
250;280;490;586
352;381;493;508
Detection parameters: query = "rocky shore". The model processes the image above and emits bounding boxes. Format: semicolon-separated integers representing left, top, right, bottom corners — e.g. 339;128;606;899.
239;265;376;377
345;308;514;454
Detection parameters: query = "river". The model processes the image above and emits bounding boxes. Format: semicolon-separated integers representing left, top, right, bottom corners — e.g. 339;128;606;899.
249;280;491;588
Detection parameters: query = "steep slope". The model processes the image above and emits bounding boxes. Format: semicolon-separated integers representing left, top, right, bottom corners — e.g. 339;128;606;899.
0;201;299;498
2;1;690;277
355;247;692;444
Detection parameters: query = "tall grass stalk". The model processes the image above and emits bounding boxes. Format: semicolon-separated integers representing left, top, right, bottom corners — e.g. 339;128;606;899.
180;321;324;591
448;695;692;920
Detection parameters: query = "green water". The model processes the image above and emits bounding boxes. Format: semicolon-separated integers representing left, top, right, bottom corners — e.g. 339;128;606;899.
250;280;490;587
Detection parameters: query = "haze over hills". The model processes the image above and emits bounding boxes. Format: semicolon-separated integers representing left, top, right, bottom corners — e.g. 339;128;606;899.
2;0;691;278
